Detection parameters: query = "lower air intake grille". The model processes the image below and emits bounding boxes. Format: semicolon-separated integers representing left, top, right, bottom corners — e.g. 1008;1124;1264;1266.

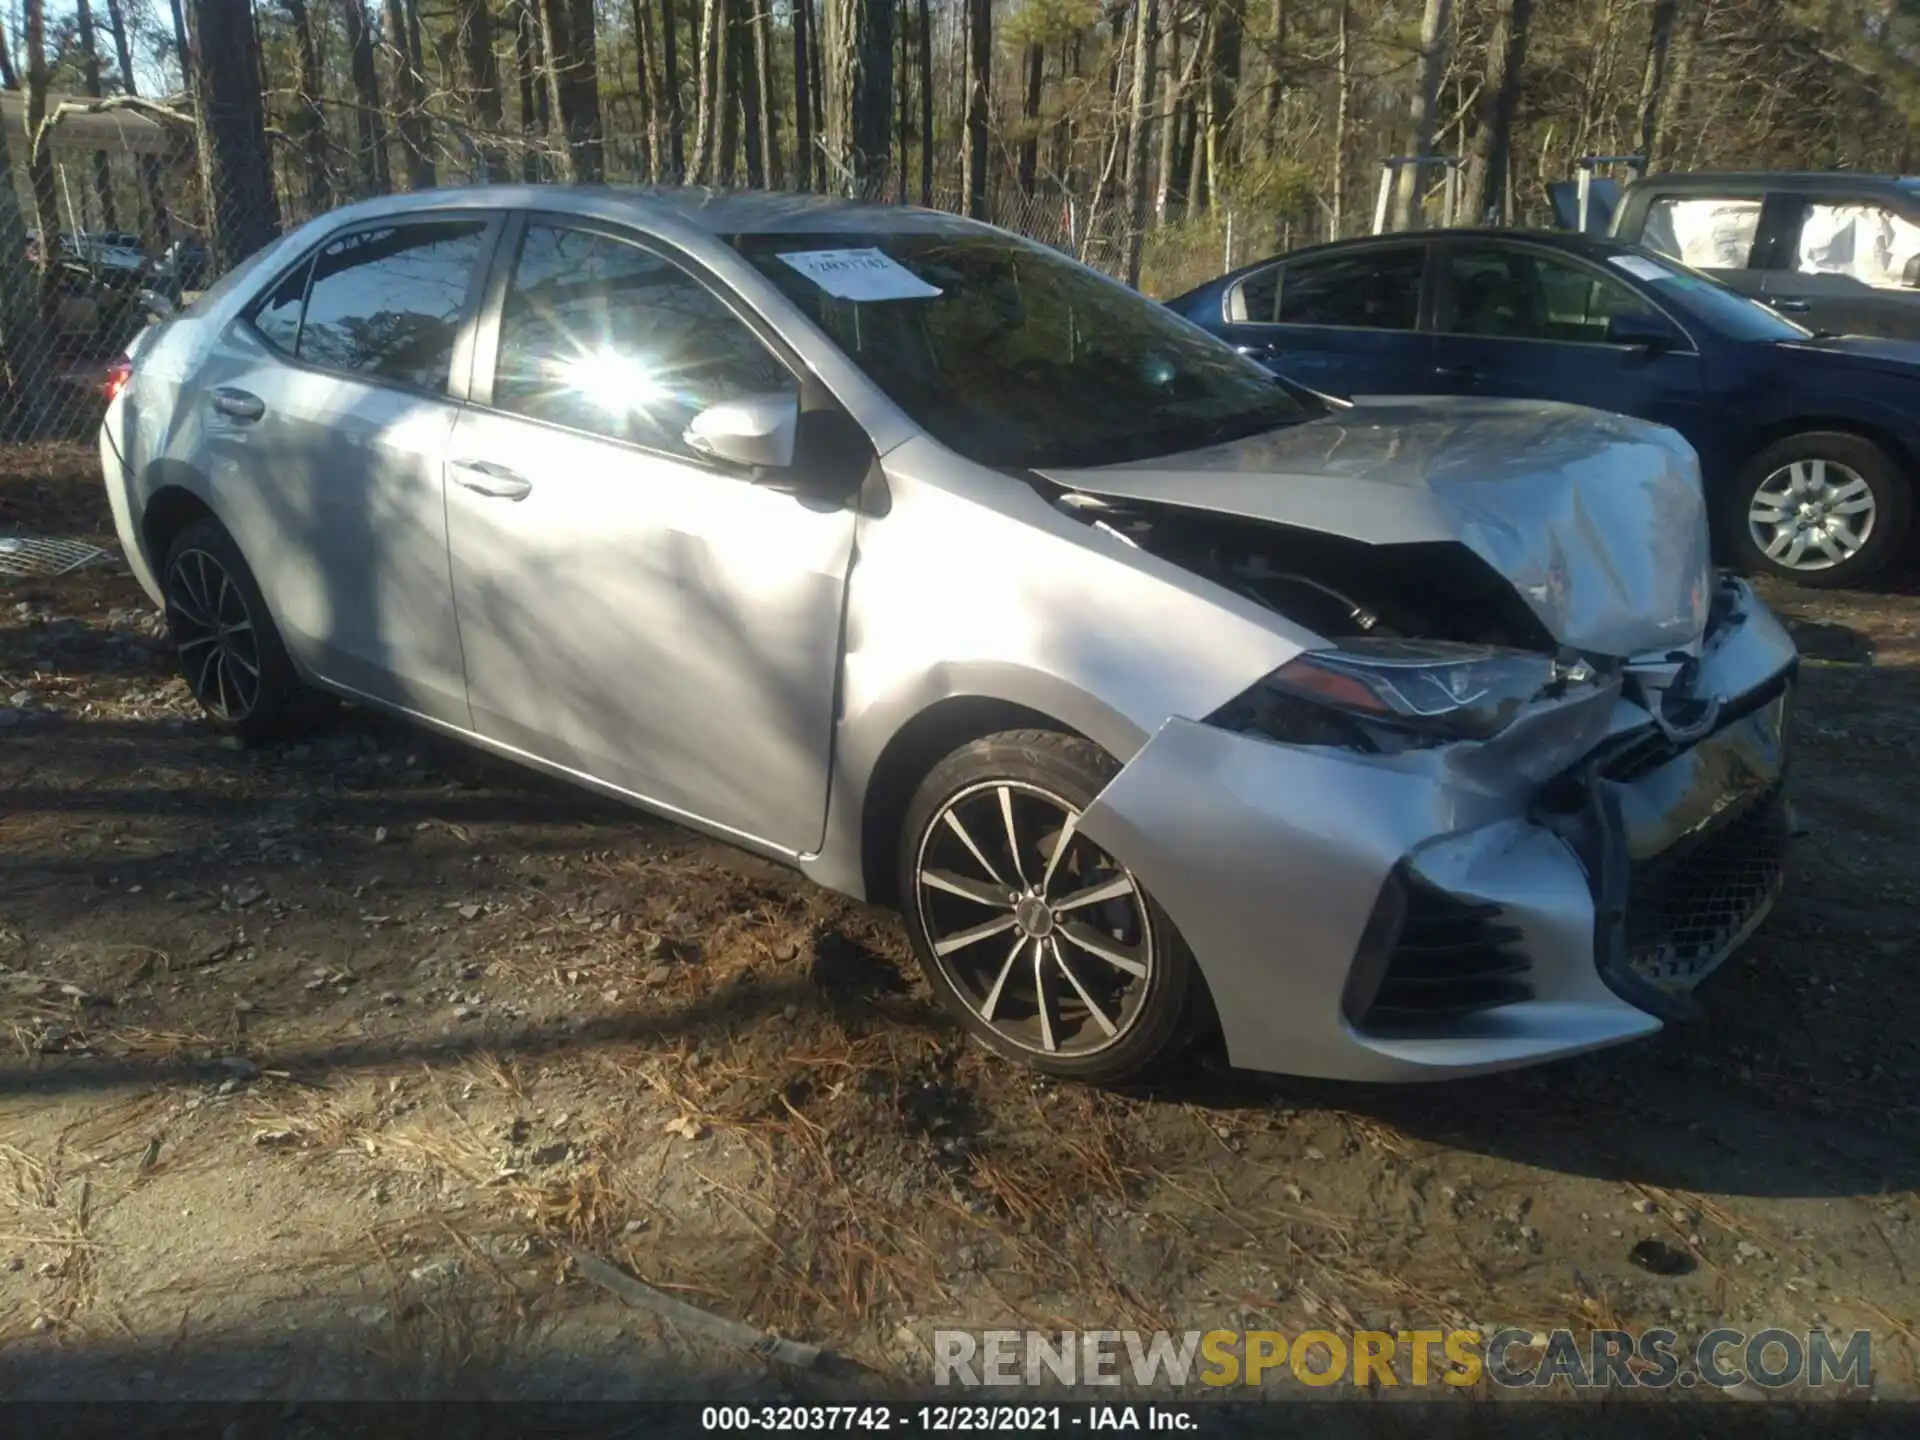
1361;879;1533;1030
1626;786;1788;991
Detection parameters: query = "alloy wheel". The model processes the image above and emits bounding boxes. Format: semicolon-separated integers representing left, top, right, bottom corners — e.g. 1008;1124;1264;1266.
165;547;263;722
913;779;1154;1058
1747;458;1877;572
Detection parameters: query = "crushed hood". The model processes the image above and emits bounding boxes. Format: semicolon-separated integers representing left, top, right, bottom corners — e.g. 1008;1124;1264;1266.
1037;396;1713;658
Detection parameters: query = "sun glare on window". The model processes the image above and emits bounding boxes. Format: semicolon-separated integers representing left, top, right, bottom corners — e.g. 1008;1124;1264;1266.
548;348;673;415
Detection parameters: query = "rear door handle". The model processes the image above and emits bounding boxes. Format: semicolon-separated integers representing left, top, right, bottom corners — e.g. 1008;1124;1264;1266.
1766;297;1811;313
1434;364;1482;383
449;459;533;501
210;387;264;422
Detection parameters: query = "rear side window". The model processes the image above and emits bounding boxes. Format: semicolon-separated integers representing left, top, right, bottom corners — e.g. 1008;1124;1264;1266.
1641;195;1762;270
1267;247;1424;330
246;220;489;394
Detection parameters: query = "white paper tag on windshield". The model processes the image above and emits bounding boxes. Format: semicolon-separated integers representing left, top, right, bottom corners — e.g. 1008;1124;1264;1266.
1608;254;1672;282
776;248;943;301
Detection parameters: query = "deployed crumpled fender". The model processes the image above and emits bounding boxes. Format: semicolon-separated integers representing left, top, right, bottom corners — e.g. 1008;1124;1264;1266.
1038;396;1714;658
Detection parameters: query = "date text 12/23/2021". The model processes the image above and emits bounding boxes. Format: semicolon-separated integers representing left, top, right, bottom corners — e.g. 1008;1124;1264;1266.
701;1406;1195;1431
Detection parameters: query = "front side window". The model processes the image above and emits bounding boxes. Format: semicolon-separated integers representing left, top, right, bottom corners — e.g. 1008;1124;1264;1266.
491;224;796;453
728;229;1321;469
294;220;489;393
1641;195;1762;270
1271;247;1424;330
249;258;310;355
1794;202;1920;290
1232;264;1281;323
1438;246;1659;343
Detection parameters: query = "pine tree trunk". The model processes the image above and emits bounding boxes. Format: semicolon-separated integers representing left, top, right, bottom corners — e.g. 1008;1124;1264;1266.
687;0;717;181
72;0;118;231
717;0;739;182
385;0;438;187
284;0;334;212
1207;0;1243;190
963;0;989;218
459;0;508;179
1330;0;1349;236
917;0;932;203
564;0;603;179
23;0;61;300
1650;0;1703;172
1390;0;1453;230
104;0;170;245
1154;13;1186;222
792;0;814;188
188;0;283;268
823;0;893;196
516;0;540;177
0;12;19;90
656;0;682;179
1635;0;1678;161
169;0;193;86
1121;0;1159;286
752;0;780;183
738;0;763;185
343;0;392;194
1019;42;1043;196
1185;10;1213;213
1462;0;1533;223
1262;0;1286;154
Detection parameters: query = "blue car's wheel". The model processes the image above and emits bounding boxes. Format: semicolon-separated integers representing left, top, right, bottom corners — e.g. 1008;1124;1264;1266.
1728;432;1911;588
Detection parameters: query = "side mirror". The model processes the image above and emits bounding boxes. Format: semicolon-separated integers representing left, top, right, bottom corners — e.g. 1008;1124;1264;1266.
136;287;176;321
1606;311;1676;351
1903;255;1920;290
682;392;798;470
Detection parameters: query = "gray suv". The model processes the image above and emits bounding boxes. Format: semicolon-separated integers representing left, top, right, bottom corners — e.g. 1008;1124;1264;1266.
1606;171;1920;341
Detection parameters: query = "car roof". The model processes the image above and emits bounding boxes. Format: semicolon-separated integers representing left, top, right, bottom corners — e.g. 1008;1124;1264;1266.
294;183;994;238
1629;170;1920;196
1194;226;1641;289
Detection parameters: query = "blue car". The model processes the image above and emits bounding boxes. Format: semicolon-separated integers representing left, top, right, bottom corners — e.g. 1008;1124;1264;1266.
1167;228;1920;587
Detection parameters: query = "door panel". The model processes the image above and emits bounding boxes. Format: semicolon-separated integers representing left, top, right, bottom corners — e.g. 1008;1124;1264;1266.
199;216;497;724
1427;241;1707;442
1759;196;1920;340
1222;244;1434;397
447;219;856;855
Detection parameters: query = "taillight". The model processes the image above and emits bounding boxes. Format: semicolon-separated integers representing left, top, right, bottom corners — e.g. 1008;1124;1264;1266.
103;357;133;402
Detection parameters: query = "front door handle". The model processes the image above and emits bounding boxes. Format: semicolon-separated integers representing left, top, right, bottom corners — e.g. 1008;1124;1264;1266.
210;387;264;422
1434;364;1482;384
1766;297;1812;314
449;460;533;501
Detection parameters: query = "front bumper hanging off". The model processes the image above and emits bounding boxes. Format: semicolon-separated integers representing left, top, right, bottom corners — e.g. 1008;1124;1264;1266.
1076;577;1798;1083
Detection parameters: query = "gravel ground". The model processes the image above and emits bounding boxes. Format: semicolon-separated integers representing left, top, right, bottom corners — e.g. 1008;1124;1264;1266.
3;442;1919;1409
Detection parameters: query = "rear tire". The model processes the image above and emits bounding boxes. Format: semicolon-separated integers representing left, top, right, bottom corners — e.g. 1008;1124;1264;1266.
896;729;1205;1084
161;517;301;744
1724;432;1911;588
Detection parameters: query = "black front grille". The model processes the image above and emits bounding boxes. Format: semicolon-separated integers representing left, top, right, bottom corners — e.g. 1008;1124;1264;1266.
1361;879;1533;1030
1625;786;1788;990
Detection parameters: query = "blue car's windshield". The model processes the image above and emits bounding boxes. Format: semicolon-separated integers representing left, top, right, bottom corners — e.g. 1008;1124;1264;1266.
1609;250;1812;342
726;229;1323;469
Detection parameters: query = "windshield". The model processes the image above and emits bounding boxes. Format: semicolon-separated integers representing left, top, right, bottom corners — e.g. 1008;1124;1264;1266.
727;229;1322;468
1607;250;1812;342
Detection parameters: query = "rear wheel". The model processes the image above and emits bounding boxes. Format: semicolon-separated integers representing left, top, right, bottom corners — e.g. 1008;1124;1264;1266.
161;517;300;743
897;730;1203;1084
1726;432;1911;588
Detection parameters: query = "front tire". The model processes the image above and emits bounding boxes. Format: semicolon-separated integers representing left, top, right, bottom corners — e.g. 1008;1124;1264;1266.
896;729;1203;1084
161;517;300;743
1725;432;1911;588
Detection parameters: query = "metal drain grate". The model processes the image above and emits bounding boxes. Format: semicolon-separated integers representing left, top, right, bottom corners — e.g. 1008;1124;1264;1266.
0;535;116;579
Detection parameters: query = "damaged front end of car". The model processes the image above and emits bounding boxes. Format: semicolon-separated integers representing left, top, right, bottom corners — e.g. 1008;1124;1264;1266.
1040;408;1798;1080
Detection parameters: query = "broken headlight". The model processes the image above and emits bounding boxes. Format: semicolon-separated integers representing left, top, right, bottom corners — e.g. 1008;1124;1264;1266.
1212;638;1570;747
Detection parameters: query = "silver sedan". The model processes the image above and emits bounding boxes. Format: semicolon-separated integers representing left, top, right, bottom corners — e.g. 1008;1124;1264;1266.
99;187;1798;1084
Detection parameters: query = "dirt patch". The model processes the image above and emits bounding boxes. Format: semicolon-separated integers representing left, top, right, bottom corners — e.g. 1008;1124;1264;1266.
2;442;1919;1402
